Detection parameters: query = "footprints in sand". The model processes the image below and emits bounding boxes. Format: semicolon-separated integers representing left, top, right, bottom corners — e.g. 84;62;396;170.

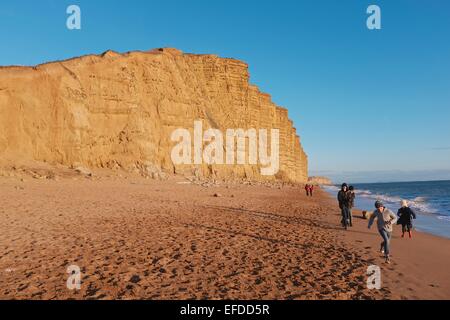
0;181;394;300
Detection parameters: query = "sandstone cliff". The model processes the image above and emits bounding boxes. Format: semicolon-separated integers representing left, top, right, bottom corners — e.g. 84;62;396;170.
0;48;308;182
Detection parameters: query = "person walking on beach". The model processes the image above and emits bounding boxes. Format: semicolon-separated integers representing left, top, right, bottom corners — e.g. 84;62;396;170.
305;184;310;196
337;183;351;229
368;201;397;264
347;186;356;227
308;184;314;197
397;200;416;238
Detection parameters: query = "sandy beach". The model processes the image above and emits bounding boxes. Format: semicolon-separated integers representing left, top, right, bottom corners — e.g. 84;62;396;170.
0;173;449;300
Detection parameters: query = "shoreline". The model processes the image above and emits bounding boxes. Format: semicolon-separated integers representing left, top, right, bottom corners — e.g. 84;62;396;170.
321;184;450;240
319;187;450;299
0;176;449;299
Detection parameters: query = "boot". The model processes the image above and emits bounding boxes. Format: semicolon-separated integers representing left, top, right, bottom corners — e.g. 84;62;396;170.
385;255;391;264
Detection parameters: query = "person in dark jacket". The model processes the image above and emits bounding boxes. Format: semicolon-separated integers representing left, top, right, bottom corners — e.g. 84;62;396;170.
397;200;416;238
305;184;310;196
337;183;351;228
308;184;314;197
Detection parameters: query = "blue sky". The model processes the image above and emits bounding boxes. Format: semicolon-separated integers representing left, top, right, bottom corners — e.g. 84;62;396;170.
1;0;449;182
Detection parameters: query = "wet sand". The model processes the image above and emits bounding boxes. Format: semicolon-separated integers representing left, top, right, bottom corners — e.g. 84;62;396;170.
0;176;449;300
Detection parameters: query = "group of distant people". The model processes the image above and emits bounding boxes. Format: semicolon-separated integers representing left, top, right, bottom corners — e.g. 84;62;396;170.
304;184;315;197
337;183;417;264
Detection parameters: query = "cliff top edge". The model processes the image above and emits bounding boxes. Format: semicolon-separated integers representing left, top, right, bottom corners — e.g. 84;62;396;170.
0;47;248;71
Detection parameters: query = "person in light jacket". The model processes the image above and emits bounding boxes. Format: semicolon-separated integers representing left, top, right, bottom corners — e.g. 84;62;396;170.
368;200;398;264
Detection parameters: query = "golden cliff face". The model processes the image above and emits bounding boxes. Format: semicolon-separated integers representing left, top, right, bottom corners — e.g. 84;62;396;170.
0;48;308;182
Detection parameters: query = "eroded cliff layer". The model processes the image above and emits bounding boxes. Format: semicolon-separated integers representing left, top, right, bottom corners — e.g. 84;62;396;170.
0;48;307;182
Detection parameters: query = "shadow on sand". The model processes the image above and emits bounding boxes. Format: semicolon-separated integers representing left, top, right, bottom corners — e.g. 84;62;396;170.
196;204;378;238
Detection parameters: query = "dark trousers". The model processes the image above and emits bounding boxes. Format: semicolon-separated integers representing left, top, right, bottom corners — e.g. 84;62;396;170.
341;207;351;225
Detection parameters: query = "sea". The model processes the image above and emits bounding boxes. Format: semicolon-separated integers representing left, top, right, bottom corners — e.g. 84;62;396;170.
323;180;450;239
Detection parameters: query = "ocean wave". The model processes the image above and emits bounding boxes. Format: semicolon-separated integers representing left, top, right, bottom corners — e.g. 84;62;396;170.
354;189;372;196
323;185;340;192
413;196;427;202
410;202;439;214
357;191;403;205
